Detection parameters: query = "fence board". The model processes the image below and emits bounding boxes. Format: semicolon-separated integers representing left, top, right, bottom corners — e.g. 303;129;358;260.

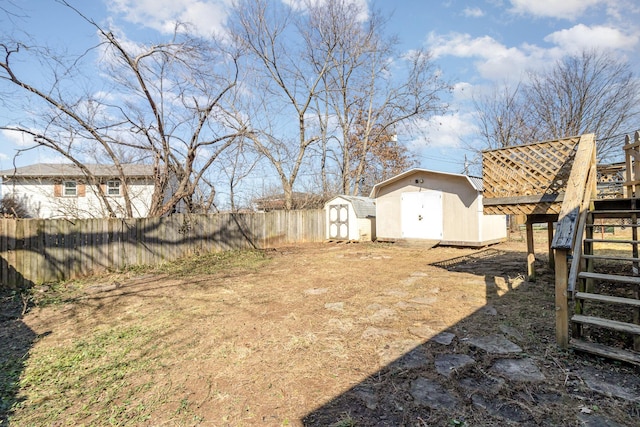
0;210;325;288
0;221;6;286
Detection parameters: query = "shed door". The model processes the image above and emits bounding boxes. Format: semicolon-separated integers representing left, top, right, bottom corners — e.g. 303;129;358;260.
329;204;349;239
401;191;443;239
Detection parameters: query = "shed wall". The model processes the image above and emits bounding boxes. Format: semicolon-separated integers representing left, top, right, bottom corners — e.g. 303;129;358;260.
480;210;508;243
375;172;505;245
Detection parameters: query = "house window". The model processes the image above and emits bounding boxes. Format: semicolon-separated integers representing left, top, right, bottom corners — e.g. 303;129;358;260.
63;181;77;197
107;180;121;196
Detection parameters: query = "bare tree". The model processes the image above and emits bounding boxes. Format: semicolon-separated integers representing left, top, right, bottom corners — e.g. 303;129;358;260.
347;107;417;194
227;0;333;210
217;138;260;212
472;82;536;150
0;193;30;218
474;50;640;162
524;50;640;160
303;0;450;195
0;1;245;217
228;0;450;202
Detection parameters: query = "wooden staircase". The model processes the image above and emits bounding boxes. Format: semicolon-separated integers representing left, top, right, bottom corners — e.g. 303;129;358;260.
569;197;640;364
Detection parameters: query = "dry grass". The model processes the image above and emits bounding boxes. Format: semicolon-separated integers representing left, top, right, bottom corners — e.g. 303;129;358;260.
2;238;639;426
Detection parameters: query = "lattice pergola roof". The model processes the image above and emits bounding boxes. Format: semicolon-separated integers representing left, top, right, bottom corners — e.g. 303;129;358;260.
482;136;581;215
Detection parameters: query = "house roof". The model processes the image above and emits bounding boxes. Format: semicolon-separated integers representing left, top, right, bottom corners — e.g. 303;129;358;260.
0;163;155;179
369;168;483;198
326;195;376;218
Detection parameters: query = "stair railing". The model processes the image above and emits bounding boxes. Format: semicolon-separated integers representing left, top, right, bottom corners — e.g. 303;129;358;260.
624;131;640;198
551;133;597;349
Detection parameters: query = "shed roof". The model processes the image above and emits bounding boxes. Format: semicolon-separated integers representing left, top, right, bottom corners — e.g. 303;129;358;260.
325;195;376;218
369;168;483;198
0;163;154;179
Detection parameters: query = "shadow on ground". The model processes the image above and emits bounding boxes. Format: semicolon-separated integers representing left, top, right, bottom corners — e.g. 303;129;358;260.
0;267;38;426
302;248;640;426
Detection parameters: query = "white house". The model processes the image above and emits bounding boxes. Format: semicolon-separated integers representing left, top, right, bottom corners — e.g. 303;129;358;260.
370;168;507;247
0;163;156;218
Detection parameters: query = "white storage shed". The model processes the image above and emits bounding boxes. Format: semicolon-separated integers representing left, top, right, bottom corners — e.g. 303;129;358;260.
370;169;507;247
324;195;376;242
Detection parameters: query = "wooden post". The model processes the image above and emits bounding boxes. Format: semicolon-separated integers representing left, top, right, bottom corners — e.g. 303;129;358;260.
526;220;536;281
632;202;640;352
555;248;569;349
547;221;555;269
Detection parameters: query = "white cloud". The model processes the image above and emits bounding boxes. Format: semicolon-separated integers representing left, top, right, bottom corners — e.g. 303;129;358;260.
108;0;370;36
462;7;484;18
426;32;557;81
107;0;231;37
35;154;72;164
409;113;479;149
453;82;474;100
545;24;639;53
2;129;35;147
428;33;503;59
508;0;603;19
424;24;638;83
0;152;8;161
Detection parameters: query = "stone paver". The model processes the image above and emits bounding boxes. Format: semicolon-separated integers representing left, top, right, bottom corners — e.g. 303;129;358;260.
410;377;459;410
459;376;504;396
367;308;397;323
324;302;344;312
396;350;430;370
578;413;626;427
499;324;524;342
435;354;475;377
409;324;436;339
472;394;531;423
432;332;456;345
467;334;522;354
408;296;438;305
490;358;545;382
578;367;640;402
303;288;328;295
361;326;396;339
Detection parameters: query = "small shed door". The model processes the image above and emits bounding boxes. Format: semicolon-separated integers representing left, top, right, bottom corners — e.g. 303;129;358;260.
401;191;443;239
329;204;349;239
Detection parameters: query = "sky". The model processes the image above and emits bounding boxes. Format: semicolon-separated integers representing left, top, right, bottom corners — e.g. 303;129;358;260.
1;0;640;179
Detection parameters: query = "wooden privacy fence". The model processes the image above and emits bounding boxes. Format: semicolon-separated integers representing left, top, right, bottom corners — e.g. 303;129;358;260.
0;210;325;288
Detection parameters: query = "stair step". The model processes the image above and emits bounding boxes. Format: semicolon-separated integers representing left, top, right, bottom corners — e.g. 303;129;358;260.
571;315;640;335
578;271;640;285
586;224;640;228
582;254;640;262
591;211;640;220
592;209;640;215
583;238;640;244
569;339;640;365
574;292;640;307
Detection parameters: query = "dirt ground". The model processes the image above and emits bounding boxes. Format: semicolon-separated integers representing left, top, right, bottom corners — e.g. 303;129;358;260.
3;234;640;426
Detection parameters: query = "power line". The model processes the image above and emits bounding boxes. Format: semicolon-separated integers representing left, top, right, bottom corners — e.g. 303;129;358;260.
415;153;467;166
596;129;640;142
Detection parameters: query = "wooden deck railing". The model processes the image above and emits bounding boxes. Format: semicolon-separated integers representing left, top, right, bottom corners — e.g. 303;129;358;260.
550;134;597;348
624;131;640;197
